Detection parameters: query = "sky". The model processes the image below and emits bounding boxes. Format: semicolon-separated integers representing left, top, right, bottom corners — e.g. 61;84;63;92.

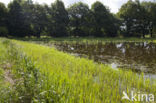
0;0;155;13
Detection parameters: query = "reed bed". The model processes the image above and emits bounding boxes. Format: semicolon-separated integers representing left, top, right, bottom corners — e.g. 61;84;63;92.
0;38;155;102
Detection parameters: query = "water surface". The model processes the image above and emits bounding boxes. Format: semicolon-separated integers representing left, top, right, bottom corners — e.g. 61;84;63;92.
54;42;156;74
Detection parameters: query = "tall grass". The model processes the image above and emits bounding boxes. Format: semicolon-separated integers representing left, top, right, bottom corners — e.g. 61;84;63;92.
11;39;156;103
0;40;15;102
0;38;156;102
14;37;156;45
0;39;49;102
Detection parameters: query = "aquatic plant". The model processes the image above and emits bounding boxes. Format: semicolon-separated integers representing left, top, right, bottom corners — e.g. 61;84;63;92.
0;38;155;102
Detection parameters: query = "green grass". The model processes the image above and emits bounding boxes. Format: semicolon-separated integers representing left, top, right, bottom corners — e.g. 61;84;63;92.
13;37;156;44
0;38;156;102
0;40;15;102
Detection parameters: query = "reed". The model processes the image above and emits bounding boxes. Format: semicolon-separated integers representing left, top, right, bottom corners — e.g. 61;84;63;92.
0;38;155;102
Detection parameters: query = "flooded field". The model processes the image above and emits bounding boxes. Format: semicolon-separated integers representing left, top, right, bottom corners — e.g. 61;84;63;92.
54;42;156;74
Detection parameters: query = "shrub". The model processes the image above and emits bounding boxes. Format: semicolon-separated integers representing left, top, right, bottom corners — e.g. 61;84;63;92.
0;26;8;37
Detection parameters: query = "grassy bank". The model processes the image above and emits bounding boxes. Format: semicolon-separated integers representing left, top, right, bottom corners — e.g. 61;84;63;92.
0;38;156;102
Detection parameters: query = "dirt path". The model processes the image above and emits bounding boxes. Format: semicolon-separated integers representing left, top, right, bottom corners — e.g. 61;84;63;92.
1;63;15;85
4;69;15;85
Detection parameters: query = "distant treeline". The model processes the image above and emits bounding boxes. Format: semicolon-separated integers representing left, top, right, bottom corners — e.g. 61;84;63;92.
0;0;156;38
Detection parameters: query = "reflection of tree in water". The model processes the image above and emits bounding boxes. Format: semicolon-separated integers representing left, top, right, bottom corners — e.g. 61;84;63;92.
55;42;156;73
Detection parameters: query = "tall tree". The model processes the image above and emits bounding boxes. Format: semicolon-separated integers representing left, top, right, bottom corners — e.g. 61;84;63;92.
142;1;156;37
47;0;69;37
31;4;48;38
91;1;118;37
8;0;27;37
68;2;91;37
22;0;34;37
118;0;149;37
0;2;8;36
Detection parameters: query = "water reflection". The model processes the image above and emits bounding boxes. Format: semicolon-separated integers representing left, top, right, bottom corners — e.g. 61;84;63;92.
54;42;156;74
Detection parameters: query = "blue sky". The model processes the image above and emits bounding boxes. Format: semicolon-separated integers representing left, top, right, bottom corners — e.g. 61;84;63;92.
0;0;155;13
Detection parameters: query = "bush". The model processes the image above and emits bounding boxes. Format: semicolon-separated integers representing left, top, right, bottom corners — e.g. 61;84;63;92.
0;26;8;37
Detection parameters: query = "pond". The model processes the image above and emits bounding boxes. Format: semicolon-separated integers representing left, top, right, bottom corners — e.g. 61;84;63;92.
54;42;156;74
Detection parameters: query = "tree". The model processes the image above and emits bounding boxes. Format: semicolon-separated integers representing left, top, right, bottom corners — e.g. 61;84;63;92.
21;0;34;37
105;13;120;37
91;1;118;37
8;0;28;37
0;2;8;36
141;1;156;37
31;3;48;38
118;0;149;37
47;0;69;37
68;2;91;37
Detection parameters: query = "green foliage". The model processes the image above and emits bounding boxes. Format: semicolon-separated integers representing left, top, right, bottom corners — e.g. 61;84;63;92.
21;0;34;37
0;0;156;38
91;1;118;37
47;0;69;37
68;2;91;37
8;0;28;37
141;1;156;37
118;0;154;38
31;4;48;38
0;2;8;36
0;39;51;102
0;2;7;25
0;26;8;37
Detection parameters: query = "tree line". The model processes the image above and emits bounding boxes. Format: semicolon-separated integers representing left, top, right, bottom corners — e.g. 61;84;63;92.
0;0;156;38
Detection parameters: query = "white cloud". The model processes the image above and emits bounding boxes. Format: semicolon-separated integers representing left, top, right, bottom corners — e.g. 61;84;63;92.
0;0;155;13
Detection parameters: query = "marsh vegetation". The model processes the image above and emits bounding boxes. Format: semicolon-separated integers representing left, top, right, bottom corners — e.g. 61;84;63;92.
0;38;155;102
